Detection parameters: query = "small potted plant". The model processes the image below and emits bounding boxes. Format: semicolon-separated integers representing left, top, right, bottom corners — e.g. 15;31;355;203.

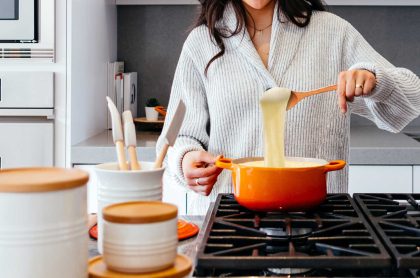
145;98;160;121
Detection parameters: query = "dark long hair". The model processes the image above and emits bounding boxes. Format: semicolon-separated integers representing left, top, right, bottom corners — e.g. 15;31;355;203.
195;0;326;75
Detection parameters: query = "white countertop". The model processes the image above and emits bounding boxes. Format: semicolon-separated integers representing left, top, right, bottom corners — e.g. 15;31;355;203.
72;126;420;165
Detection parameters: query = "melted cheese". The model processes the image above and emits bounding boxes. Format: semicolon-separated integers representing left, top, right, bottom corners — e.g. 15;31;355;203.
240;160;322;168
259;87;292;168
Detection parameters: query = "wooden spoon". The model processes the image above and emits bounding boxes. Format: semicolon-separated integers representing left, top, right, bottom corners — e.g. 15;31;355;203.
286;85;337;110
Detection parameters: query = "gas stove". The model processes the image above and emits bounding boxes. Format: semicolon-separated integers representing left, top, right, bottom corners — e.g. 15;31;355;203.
354;194;420;269
194;194;420;277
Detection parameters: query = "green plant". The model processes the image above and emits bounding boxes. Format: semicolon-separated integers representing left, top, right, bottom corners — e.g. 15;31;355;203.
146;98;160;107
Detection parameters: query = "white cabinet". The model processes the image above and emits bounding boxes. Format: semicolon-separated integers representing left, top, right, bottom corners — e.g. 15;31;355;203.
163;184;187;215
348;165;413;195
414;166;420;193
74;164;98;214
0;72;54;108
0;121;53;168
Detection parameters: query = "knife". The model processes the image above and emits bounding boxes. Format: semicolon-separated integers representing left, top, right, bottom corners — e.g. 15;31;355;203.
122;110;141;170
106;97;129;170
154;99;186;169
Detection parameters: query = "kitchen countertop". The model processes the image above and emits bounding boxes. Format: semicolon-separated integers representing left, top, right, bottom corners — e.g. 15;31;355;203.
72;131;160;164
73;126;420;165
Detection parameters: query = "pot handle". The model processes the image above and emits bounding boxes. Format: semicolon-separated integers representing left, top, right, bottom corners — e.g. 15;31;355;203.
324;160;346;172
215;157;233;170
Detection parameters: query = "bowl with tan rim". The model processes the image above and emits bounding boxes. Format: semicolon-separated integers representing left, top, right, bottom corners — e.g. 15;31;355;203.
102;201;178;274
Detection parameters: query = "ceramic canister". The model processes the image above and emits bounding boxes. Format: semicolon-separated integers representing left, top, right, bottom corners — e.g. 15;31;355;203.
102;201;178;274
95;161;164;254
0;168;89;278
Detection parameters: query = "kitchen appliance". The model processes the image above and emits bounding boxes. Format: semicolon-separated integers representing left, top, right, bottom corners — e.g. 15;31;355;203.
0;71;54;168
215;157;346;211
354;193;420;268
0;0;54;60
0;0;37;43
194;193;420;277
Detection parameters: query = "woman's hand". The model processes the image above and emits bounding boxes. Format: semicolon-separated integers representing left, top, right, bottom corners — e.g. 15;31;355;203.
182;151;223;196
337;70;376;113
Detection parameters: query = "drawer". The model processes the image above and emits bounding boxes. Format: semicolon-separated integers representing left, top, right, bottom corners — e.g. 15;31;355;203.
0;72;53;108
0;121;53;168
348;165;412;195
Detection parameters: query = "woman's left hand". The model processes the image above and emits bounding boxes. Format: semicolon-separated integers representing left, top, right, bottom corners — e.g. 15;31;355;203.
337;69;376;113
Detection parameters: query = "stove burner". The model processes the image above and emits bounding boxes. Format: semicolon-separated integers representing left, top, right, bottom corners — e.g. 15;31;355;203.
267;266;312;275
267;251;312;275
260;227;313;237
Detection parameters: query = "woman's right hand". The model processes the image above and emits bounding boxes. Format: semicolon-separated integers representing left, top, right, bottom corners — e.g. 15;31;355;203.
182;151;223;196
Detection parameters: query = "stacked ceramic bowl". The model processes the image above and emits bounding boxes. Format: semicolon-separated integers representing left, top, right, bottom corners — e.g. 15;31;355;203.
88;201;192;278
95;161;164;254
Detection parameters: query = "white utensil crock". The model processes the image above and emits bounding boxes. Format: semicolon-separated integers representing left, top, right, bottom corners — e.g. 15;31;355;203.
94;161;164;254
0;168;89;278
145;107;159;121
102;201;178;273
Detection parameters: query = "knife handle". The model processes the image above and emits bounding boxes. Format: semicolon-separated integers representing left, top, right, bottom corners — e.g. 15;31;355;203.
154;143;169;169
128;146;141;170
116;141;129;170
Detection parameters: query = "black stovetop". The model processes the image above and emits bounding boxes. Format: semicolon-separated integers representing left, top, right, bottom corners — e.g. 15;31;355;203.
194;193;420;277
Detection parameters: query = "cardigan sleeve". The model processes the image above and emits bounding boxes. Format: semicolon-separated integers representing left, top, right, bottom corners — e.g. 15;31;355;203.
342;22;420;132
156;44;209;187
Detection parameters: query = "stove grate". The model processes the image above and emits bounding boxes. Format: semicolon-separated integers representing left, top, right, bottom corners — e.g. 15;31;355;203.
354;193;420;269
195;194;392;275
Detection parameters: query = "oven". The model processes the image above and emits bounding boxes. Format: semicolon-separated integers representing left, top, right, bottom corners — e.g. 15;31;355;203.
0;71;54;169
0;0;54;61
0;0;38;43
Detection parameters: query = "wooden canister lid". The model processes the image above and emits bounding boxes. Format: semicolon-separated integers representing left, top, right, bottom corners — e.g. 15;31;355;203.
0;168;89;193
103;201;178;224
88;254;192;278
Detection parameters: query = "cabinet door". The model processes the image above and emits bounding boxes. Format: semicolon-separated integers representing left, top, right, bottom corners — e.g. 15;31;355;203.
414;166;420;193
0;122;53;168
74;164;98;214
348;166;412;195
163;184;187;215
0;72;54;108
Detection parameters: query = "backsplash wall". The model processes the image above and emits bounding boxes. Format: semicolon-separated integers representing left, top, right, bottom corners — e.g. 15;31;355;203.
117;5;420;127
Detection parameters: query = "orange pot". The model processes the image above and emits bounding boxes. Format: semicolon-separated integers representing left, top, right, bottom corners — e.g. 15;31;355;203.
215;157;346;211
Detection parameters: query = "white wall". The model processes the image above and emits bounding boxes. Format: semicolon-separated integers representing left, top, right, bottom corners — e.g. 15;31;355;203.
68;0;117;146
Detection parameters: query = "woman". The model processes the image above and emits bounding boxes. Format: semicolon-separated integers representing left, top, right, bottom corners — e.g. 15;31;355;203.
157;0;420;214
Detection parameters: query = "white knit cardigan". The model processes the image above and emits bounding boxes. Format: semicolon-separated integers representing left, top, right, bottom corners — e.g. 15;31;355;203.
156;4;420;215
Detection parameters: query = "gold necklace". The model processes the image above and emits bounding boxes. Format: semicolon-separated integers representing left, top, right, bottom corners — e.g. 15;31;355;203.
248;23;272;36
